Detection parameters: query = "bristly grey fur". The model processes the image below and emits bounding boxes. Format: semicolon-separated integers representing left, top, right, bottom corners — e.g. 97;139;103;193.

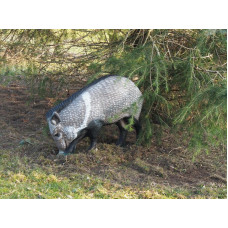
46;75;116;119
46;75;143;154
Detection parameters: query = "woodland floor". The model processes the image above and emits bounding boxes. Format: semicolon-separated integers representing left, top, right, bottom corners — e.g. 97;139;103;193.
0;79;227;199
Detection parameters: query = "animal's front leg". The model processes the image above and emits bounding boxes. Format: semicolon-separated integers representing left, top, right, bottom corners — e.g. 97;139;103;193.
62;137;79;155
63;129;87;155
87;121;103;151
88;138;97;151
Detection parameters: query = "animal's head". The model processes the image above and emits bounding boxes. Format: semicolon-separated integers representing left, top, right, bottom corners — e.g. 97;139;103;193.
47;111;78;154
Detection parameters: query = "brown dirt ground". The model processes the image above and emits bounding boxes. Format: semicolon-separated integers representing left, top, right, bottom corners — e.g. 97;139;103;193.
0;81;227;193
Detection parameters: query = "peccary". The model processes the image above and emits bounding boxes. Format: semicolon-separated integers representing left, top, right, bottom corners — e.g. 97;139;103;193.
46;75;143;155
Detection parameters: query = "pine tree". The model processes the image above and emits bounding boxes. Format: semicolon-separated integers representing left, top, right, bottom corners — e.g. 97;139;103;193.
0;29;226;153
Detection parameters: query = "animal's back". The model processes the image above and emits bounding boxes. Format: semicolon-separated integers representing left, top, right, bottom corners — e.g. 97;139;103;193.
60;76;143;125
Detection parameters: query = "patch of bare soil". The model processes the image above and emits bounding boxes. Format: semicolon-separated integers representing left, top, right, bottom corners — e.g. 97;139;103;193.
0;82;227;192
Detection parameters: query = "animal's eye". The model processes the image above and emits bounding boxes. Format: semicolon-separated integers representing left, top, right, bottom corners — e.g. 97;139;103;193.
54;133;60;138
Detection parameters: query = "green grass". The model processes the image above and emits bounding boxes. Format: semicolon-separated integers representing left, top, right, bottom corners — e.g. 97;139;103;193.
0;149;226;199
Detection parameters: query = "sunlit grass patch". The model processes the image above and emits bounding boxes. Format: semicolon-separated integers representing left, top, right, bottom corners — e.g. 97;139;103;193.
0;146;227;199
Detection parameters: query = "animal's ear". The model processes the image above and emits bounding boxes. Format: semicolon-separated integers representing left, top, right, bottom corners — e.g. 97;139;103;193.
51;112;61;125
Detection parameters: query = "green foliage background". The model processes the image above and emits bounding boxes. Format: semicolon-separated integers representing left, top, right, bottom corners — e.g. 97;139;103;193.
0;29;227;153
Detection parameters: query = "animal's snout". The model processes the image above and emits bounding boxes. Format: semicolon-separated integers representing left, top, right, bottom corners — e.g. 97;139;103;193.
58;150;65;156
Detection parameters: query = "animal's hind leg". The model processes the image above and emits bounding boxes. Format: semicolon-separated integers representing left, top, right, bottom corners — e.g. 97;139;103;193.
124;117;141;139
133;118;142;139
116;119;128;147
